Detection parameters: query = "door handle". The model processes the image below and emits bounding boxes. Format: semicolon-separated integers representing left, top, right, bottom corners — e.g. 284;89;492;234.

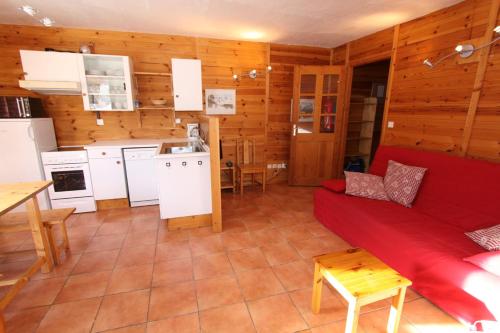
182;161;187;166
198;161;202;165
165;162;171;167
292;124;297;136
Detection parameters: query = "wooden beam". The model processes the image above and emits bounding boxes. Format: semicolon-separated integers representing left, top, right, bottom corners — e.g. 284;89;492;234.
335;43;351;178
460;0;499;156
380;24;400;146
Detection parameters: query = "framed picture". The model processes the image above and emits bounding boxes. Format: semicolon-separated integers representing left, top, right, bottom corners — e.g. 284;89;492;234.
205;89;236;115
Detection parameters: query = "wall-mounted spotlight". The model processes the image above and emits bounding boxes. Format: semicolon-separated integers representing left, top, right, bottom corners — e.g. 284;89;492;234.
232;66;272;81
423;26;500;68
18;4;56;27
40;17;55;27
18;5;38;16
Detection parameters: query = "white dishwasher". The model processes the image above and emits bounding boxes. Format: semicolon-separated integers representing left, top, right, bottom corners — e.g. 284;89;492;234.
123;147;159;207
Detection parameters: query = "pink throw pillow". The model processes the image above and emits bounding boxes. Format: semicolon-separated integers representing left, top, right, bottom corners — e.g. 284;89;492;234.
383;160;427;207
345;171;389;201
465;224;500;251
464;251;500;276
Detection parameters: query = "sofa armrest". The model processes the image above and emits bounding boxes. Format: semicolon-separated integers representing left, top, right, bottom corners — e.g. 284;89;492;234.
321;179;346;193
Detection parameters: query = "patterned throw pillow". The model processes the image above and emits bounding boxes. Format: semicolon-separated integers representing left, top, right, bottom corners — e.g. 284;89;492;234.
465;224;500;251
383;160;427;207
345;171;389;201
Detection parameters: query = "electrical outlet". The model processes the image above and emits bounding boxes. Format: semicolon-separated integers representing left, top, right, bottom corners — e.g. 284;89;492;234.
387;121;395;128
175;118;182;125
267;164;273;169
96;118;104;126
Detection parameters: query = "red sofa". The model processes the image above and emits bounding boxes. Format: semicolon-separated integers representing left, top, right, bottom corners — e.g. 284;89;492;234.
314;146;500;328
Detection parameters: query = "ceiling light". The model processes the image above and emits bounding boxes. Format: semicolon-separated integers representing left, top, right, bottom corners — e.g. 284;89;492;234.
40;17;55;27
423;59;433;68
266;65;272;72
19;5;38;16
241;31;264;40
454;44;474;58
495;26;500;34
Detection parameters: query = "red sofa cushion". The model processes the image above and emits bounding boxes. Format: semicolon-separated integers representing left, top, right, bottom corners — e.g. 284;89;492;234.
321;179;346;193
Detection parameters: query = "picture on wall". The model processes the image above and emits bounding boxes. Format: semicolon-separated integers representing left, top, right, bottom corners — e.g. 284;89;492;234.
205;89;236;115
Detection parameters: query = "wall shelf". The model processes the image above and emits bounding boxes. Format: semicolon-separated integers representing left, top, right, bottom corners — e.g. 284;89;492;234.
136;106;174;110
134;71;171;77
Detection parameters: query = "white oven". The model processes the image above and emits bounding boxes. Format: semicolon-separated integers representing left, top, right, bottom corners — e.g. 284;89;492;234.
41;149;96;213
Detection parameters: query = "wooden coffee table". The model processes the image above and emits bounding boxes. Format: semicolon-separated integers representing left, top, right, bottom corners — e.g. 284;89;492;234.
312;248;412;333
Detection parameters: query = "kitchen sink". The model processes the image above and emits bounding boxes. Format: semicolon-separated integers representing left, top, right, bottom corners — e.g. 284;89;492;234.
159;142;204;154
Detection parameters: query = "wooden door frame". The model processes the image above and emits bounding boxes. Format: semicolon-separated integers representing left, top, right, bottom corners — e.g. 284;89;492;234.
288;65;346;185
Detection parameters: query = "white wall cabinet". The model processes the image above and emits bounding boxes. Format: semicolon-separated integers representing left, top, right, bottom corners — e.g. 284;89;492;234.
79;54;135;111
88;149;128;200
156;155;212;219
171;58;203;111
20;50;81;82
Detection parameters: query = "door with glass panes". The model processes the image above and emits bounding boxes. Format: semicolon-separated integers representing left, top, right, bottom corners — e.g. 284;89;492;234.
289;66;345;186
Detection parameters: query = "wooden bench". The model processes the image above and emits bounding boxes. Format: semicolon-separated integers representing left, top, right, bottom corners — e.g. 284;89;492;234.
0;208;75;265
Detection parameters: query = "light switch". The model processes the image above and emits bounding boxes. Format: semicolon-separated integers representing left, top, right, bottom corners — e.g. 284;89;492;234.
175;118;182;125
387;121;394;128
96;118;104;126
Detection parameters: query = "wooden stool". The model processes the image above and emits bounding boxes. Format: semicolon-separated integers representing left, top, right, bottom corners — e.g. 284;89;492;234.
312;248;412;333
0;208;75;265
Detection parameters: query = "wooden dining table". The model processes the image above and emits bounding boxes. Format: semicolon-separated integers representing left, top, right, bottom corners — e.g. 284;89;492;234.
0;181;55;333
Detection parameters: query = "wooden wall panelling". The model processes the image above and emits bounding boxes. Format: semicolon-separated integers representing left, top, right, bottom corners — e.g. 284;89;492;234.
332;0;499;163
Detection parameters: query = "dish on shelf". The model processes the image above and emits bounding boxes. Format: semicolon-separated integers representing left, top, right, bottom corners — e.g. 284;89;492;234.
86;69;106;76
151;99;168;106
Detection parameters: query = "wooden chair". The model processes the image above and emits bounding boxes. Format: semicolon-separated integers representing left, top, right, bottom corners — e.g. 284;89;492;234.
0;208;75;265
236;138;266;194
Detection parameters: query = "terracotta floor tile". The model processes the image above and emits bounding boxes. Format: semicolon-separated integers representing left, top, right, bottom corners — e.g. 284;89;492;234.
221;221;248;234
148;282;198;321
37;298;101;333
199;302;256;333
96;222;130;236
156;229;190;243
357;308;421;333
236;267;285;301
278;224;315;242
155;241;191;262
115;245;156;268
147;313;200;333
243;217;272;231
188;226;214;238
106;264;153;294
289;237;331;259
193;252;234;279
122;230;158;248
4;306;49;333
195;275;243;310
33;254;82;280
402;298;468;332
101;324;146;333
55;270;111;303
247;294;308;333
68;224;100;238
273;260;314;291
260;242;301;266
67;236;92;254
8;277;66;310
289;288;347;327
227;247;269;272
86;234;126;253
152;258;193;287
304;223;332;238
72;249;120;274
189;235;223;257
250;227;286;246
221;232;255;251
94;289;149;332
130;219;159;233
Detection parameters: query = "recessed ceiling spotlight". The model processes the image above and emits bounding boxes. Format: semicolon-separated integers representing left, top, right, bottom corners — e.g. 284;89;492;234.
40;17;55;27
494;26;500;34
19;5;38;16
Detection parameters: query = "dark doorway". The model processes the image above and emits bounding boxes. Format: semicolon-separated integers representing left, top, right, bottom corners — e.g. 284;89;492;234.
343;59;390;172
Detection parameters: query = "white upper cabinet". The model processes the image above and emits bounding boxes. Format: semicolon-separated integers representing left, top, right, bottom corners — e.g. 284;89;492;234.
78;54;136;111
171;58;203;111
20;50;81;82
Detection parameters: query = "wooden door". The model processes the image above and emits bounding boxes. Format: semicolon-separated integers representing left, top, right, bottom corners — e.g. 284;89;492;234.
288;66;345;186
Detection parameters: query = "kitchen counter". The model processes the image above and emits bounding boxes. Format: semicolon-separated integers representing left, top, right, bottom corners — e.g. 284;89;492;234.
84;138;198;149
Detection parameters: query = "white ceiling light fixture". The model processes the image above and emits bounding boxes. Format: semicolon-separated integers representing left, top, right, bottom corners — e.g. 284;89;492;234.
423;27;500;68
232;66;272;81
40;17;55;27
18;5;38;16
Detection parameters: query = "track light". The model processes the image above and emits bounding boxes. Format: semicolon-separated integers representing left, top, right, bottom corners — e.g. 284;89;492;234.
424;26;500;69
232;66;272;81
40;17;55;27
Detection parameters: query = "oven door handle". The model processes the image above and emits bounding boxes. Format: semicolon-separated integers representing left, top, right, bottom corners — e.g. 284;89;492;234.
48;165;87;171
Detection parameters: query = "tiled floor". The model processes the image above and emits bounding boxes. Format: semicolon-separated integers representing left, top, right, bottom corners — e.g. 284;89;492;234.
0;185;469;332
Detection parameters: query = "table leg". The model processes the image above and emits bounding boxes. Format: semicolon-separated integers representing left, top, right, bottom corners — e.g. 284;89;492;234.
387;287;407;333
25;197;54;273
345;299;361;333
311;262;323;314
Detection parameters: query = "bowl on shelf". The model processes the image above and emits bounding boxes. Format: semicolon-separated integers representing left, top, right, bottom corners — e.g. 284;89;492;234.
86;69;105;76
151;99;168;106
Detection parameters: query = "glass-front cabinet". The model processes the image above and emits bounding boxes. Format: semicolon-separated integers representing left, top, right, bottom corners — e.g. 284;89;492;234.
78;54;135;111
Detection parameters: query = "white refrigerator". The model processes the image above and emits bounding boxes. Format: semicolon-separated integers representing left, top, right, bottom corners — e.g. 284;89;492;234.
0;118;57;210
